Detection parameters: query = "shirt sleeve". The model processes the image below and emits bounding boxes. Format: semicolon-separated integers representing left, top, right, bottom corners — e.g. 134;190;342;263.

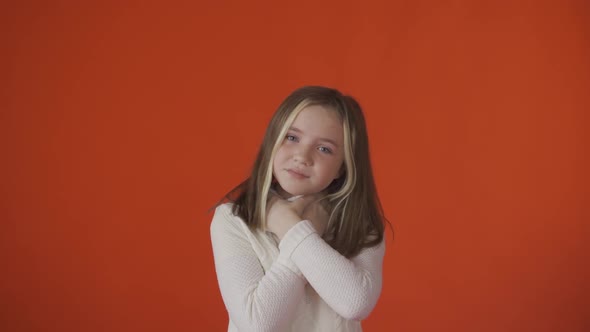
210;204;307;332
279;219;386;321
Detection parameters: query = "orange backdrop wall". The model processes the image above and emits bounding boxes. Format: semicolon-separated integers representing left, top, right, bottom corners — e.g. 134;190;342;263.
2;1;588;331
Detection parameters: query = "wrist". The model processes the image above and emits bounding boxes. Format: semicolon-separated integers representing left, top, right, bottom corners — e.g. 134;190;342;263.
277;213;302;240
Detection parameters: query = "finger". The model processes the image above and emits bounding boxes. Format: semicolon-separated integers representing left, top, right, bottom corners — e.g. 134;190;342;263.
267;191;283;203
288;194;308;202
266;193;282;212
289;195;317;212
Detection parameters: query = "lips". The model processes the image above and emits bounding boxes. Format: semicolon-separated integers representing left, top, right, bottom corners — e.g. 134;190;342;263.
286;168;309;179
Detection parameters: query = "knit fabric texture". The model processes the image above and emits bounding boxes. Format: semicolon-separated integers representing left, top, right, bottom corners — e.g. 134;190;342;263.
210;203;385;332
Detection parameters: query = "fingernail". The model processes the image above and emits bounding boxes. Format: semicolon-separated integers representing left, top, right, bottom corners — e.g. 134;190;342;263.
287;195;303;202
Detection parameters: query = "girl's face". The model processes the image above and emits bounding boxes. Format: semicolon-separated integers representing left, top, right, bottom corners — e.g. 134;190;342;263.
272;105;345;198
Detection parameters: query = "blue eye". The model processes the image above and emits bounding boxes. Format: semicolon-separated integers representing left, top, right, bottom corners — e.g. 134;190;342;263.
286;135;297;141
318;146;332;154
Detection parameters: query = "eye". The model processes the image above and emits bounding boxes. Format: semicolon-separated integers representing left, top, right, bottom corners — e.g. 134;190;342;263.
286;135;298;142
318;146;332;154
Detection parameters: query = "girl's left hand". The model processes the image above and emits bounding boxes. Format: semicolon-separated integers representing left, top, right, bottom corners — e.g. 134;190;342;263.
266;193;315;240
266;193;329;240
301;198;329;236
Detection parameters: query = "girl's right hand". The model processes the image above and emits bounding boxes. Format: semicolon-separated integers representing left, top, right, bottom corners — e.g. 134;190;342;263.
266;193;317;240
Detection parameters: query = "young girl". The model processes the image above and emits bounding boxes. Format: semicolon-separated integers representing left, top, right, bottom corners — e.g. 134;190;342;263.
210;86;387;332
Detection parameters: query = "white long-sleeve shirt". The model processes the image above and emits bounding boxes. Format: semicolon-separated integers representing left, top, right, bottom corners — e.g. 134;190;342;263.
210;203;385;332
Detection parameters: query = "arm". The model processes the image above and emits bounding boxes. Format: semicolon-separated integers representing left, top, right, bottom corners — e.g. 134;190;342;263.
279;220;385;321
210;204;306;332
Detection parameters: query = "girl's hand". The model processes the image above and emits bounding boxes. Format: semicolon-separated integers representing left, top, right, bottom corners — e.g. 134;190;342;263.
266;193;311;240
266;193;329;240
301;198;329;237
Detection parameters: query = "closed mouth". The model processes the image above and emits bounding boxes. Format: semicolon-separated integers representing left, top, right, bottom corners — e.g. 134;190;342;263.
287;169;309;178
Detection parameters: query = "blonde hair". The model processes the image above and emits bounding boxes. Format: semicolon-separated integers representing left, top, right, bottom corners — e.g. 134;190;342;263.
223;86;386;257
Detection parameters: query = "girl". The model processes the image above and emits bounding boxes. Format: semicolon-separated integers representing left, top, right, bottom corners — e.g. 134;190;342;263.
210;86;387;332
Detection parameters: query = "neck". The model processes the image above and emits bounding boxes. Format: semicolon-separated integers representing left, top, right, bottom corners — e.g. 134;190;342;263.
271;184;293;199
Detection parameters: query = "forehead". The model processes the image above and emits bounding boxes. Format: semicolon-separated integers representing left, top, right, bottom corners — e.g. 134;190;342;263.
289;105;343;142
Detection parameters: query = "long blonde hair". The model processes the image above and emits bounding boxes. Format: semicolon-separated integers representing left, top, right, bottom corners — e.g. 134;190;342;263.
223;86;386;257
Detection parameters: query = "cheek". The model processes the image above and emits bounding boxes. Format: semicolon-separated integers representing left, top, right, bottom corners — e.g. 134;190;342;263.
275;146;291;163
272;149;286;171
273;150;283;166
332;160;345;178
322;160;343;179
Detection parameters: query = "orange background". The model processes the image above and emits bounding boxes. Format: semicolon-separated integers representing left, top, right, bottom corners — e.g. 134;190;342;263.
2;1;589;331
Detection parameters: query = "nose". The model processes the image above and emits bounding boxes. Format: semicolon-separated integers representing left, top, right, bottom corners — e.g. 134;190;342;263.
293;145;313;165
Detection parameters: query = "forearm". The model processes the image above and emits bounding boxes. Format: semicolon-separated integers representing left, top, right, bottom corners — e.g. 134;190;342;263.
215;254;306;331
281;220;385;320
211;204;307;331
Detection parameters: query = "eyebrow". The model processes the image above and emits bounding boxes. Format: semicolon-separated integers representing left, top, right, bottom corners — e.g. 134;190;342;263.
289;126;340;147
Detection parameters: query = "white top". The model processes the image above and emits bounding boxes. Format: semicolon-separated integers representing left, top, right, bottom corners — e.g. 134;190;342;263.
210;203;385;332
